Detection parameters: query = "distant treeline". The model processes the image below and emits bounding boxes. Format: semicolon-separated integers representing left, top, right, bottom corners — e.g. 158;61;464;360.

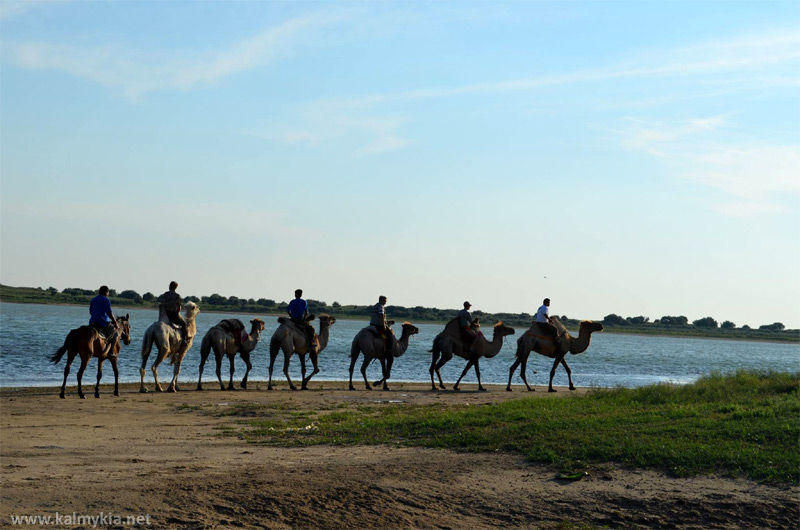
1;284;797;343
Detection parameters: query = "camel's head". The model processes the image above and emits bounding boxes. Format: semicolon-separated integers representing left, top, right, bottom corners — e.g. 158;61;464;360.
183;301;200;319
401;322;419;336
250;318;266;332
493;321;515;337
580;320;604;333
117;314;131;346
319;314;337;327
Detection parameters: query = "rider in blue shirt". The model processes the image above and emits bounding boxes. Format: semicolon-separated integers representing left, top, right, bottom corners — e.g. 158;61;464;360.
287;289;316;353
89;285;117;338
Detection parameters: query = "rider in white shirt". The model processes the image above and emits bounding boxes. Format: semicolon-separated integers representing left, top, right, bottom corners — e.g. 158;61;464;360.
535;298;559;341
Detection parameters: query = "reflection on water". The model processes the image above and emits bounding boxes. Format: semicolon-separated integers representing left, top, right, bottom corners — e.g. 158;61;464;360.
1;302;798;388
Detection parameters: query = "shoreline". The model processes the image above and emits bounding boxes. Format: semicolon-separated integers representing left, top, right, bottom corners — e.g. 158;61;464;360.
2;299;796;344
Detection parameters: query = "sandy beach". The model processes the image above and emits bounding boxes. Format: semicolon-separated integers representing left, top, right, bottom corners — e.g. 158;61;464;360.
1;381;797;528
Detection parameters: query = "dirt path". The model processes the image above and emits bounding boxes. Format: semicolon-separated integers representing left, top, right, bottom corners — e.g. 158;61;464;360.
1;382;797;528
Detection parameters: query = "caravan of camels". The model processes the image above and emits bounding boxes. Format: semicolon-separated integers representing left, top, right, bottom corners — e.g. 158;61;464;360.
51;285;603;398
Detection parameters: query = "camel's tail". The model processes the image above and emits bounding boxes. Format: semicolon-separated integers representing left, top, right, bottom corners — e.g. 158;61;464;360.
199;332;213;362
429;335;441;356
269;333;281;361
350;335;361;360
140;327;155;369
50;329;77;364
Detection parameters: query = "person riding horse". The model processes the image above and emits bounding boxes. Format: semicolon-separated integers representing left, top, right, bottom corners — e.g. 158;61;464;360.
89;285;118;354
159;281;188;346
287;289;316;354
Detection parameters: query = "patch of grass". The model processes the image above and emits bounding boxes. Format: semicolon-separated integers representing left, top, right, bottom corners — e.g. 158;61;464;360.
229;371;800;483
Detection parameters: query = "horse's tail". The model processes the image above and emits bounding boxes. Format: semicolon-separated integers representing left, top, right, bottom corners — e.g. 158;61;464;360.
50;329;76;364
140;327;155;369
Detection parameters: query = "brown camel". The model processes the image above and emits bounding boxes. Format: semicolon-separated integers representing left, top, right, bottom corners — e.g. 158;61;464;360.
348;321;419;391
429;320;515;392
50;315;131;399
507;318;603;392
197;318;266;391
268;314;336;390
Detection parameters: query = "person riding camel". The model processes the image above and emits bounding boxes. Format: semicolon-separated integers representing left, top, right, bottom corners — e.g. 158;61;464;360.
89;285;118;354
458;301;478;349
535;298;559;341
370;295;392;354
159;281;188;346
287;289;316;354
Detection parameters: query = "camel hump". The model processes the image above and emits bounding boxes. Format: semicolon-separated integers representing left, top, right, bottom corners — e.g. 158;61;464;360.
550;317;567;335
443;318;461;336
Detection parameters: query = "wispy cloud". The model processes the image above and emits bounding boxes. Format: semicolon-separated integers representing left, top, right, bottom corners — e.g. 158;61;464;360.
616;116;800;216
5;11;342;99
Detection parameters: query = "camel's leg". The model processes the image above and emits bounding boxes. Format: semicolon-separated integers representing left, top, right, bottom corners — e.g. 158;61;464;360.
453;359;474;392
267;349;278;391
561;358;576;390
548;355;564;392
151;345;168;393
429;350;440;391
520;355;534;392
241;355;252;390
227;355;237;391
167;352;184;392
299;355;308;390
348;351;359;391
380;357;393;390
76;355;90;399
360;356;372;390
214;351;225;390
110;356;120;396
475;359;486;392
373;357;385;388
303;350;320;387
435;351;452;390
507;357;521;391
94;358;106;398
197;344;209;391
283;351;296;391
59;351;76;399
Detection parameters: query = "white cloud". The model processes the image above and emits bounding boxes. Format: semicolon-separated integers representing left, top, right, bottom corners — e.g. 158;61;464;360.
5;11;341;99
616;116;800;216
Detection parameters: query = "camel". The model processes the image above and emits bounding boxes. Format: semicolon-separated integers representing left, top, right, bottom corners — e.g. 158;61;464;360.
429;320;515;392
268;314;336;390
51;315;131;399
197;318;266;391
507;318;604;392
348;321;419;391
139;302;200;393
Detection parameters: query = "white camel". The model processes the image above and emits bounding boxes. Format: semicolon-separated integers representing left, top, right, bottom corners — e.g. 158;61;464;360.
139;302;199;393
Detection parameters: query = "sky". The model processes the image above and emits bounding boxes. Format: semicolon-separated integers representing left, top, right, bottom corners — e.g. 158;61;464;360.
0;1;798;329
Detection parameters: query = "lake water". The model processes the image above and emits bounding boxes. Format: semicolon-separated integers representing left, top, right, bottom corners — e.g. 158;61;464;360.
1;302;798;388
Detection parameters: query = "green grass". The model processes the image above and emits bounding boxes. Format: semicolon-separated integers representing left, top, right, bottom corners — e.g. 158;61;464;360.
224;371;800;484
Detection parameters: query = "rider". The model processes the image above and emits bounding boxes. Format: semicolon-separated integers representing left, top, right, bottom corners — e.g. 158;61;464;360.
535;298;559;341
89;285;118;355
159;281;188;345
287;289;316;354
370;295;392;354
458;301;478;348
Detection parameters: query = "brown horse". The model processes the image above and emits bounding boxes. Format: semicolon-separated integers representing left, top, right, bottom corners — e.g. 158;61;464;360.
50;315;131;399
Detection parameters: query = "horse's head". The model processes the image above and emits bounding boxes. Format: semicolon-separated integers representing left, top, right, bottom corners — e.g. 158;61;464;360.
117;314;131;345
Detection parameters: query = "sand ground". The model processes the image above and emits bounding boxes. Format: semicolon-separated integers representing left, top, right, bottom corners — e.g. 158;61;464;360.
1;381;797;529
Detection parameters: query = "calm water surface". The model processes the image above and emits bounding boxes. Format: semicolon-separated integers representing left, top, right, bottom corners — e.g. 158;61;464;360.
1;302;798;388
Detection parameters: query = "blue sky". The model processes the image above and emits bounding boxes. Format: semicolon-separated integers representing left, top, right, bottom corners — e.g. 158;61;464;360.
1;1;798;328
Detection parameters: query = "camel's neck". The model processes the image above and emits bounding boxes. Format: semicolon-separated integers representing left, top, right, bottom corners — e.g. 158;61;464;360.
317;324;331;352
568;327;594;354
396;330;412;355
479;330;506;358
241;325;262;352
185;314;197;338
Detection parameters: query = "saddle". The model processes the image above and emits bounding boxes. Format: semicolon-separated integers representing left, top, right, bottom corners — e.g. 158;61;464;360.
277;313;316;325
366;321;395;338
218;319;247;344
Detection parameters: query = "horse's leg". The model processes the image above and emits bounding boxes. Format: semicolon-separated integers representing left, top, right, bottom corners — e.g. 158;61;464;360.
76;355;90;399
548;355;563;392
94;358;105;398
360;356;372;390
561;358;576;390
60;351;76;399
283;350;296;391
110;356;120;396
453;359;474;392
227;354;237;391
